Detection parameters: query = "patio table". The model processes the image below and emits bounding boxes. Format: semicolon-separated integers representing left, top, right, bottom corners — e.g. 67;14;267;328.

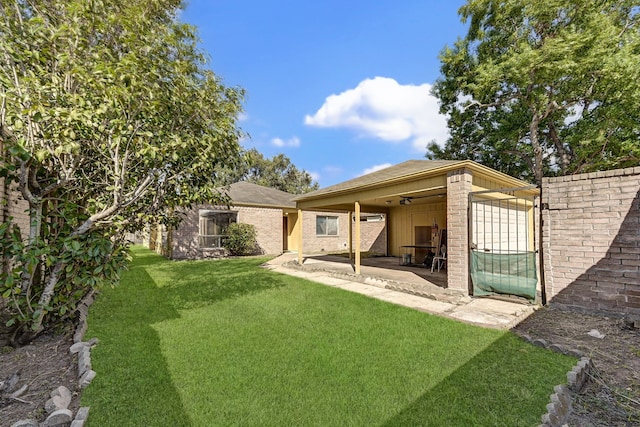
399;245;436;267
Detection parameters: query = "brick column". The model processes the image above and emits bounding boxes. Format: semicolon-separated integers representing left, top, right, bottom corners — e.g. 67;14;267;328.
447;168;473;294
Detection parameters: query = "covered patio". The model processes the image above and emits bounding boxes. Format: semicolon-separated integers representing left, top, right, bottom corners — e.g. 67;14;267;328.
302;253;448;289
293;160;539;297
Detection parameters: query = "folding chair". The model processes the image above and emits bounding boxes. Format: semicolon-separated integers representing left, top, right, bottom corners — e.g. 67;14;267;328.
431;244;447;273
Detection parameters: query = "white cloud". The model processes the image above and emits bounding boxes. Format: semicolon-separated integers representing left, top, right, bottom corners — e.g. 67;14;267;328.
308;171;320;182
271;136;301;147
361;163;392;176
305;76;449;151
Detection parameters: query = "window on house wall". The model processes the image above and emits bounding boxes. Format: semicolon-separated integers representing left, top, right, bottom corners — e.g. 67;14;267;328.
199;210;237;248
316;215;338;236
360;214;385;222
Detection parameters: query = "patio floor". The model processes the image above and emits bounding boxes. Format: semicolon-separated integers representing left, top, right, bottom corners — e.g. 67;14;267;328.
306;254;448;288
279;253;469;305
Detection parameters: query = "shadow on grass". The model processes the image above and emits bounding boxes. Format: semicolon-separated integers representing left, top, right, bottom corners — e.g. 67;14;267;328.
82;266;191;425
82;247;290;426
382;333;574;427
142;258;288;311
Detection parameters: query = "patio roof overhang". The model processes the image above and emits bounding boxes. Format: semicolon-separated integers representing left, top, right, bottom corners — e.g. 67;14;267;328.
292;159;539;276
294;160;538;211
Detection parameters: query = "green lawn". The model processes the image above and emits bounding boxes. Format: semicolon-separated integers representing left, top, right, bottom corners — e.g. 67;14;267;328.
82;246;575;426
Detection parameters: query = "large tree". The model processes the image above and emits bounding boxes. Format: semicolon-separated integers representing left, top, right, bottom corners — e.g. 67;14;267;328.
217;148;319;194
0;0;244;344
428;0;640;184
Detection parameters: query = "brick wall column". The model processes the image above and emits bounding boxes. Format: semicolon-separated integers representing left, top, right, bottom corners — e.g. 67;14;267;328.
447;168;473;294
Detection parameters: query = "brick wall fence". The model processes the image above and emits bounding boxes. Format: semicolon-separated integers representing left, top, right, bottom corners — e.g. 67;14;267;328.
542;166;640;317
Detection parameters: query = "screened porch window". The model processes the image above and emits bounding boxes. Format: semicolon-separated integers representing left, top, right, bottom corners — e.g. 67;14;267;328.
199;211;237;248
316;215;338;236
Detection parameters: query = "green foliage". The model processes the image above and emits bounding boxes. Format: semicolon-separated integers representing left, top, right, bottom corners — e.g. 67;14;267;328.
223;222;260;256
430;0;640;184
0;215;130;336
0;0;244;341
216;148;319;194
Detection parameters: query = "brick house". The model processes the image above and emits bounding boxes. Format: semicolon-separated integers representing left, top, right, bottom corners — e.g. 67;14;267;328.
294;160;539;297
147;181;386;259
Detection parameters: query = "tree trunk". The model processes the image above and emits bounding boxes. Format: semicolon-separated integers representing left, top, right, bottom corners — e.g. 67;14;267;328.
30;215;96;334
29;259;65;335
530;113;544;186
547;121;571;174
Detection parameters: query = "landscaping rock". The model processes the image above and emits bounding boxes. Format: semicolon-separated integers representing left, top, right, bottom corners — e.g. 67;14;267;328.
52;386;72;407
532;338;548;348
79;370;96;389
43;408;73;426
10;420;39;427
71;407;90;427
77;350;91;377
549;343;567;354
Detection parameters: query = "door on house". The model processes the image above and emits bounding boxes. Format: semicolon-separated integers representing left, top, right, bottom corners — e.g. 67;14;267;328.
282;216;288;251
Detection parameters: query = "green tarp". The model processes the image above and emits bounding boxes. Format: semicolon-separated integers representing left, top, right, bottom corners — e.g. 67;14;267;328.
471;250;537;301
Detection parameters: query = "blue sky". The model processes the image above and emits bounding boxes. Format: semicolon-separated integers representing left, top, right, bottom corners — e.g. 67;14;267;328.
180;1;469;188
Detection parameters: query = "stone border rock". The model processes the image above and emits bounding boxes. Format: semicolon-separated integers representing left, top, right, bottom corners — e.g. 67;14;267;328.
11;293;97;427
519;335;593;427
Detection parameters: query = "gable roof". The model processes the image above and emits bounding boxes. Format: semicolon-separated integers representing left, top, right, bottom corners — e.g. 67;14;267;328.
294;159;537;204
223;181;296;208
294;160;461;200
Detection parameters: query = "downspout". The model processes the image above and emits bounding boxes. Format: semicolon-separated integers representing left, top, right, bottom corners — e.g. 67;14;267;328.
297;209;303;265
348;210;353;262
355;201;361;275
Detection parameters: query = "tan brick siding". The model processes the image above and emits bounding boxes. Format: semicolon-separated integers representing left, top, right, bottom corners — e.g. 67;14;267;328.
301;212;386;255
238;206;283;255
171;205;286;257
301;212;350;253
164;206;388;260
446;168;473;292
542;166;640;316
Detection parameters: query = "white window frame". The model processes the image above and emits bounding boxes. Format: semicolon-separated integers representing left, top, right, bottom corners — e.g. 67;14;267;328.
198;210;237;248
316;215;339;236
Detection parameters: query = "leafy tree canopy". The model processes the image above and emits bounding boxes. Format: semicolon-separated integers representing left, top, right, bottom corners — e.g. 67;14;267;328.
0;0;244;343
428;0;640;184
216;148;319;194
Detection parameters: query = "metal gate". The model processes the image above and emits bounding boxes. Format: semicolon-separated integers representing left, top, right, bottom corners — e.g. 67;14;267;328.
468;186;539;301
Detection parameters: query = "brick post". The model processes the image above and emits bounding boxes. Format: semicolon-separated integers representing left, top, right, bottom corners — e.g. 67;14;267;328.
447;168;473;294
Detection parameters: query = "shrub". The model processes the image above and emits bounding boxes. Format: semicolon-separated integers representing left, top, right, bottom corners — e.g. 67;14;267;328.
223;223;260;256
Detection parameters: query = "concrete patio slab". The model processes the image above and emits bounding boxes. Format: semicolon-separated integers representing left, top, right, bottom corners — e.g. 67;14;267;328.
447;298;536;329
333;282;392;296
262;253;537;329
373;292;456;314
311;276;355;287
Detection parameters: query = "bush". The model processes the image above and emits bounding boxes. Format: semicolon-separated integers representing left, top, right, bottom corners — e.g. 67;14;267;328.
223;223;260;256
